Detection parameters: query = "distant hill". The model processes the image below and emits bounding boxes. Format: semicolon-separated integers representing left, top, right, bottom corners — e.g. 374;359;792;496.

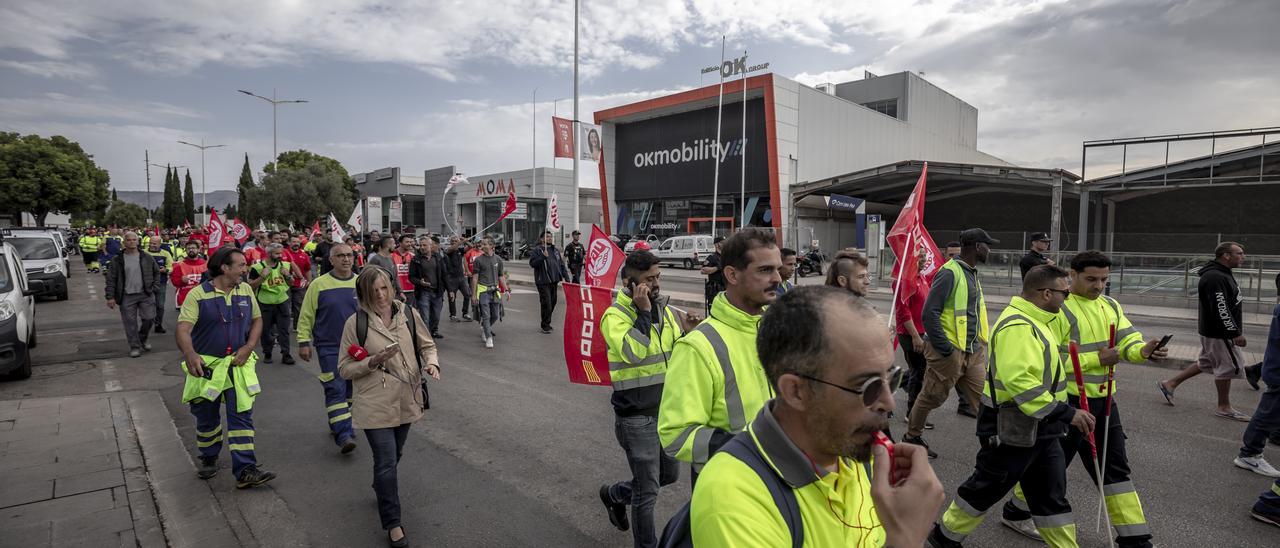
114;190;240;212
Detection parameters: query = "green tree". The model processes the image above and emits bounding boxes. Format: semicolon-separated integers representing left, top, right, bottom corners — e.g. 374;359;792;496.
225;203;238;220
237;153;254;223
103;201;148;228
265;150;357;205
183;169;196;224
249;159;355;228
0;132;110;226
111;187;118;202
166;166;183;227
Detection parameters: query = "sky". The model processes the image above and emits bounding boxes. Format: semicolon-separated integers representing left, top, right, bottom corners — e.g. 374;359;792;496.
1;0;1276;195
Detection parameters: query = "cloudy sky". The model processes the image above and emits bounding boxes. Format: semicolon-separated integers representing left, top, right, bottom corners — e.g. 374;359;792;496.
1;0;1275;195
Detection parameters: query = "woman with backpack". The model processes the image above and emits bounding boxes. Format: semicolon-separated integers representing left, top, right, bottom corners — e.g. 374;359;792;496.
338;266;441;547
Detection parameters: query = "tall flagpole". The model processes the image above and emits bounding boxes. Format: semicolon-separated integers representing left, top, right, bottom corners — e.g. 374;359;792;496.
710;35;726;238
533;87;538;209
739;49;748;229
572;0;580;236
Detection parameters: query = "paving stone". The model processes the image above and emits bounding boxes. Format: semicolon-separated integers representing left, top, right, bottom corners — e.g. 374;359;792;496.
0;520;50;548
53;467;125;498
0;421;58;443
54;437;122;460
0;419;13;431
127;489;157;520
0;452;119;484
17;398;61;410
112;486;128;508
0;489;113;527
10;428;112;454
50;507;133;545
56;417;116;435
116;530;137;548
0;476;53;508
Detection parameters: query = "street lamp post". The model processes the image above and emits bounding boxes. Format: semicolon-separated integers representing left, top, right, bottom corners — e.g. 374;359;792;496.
145;158;185;224
177;139;225;225
236;88;308;172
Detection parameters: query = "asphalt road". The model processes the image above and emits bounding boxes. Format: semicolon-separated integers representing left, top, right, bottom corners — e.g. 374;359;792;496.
4;262;1278;547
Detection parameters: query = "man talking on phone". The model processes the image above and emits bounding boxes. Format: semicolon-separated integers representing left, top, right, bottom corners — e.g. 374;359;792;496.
999;251;1166;547
596;250;700;546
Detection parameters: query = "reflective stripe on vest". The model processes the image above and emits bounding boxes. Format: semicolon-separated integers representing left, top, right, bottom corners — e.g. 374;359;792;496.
940;260;987;352
983;313;1060;419
694;322;748;431
607;303;679;391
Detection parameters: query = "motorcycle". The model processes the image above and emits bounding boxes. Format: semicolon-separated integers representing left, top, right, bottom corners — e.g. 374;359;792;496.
796;248;825;277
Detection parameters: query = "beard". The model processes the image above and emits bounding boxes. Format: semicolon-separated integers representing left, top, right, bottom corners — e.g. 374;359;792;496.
806;403;889;463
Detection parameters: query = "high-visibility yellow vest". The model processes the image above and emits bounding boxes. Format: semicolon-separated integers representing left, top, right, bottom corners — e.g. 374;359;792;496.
181;354;261;412
983;296;1068;419
1060;294;1145;398
939;259;989;352
602;291;683;391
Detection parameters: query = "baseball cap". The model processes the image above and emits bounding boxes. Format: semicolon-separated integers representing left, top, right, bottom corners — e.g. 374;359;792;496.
1029;232;1052;242
959;228;1000;246
945;241;961;248
634;241;651;251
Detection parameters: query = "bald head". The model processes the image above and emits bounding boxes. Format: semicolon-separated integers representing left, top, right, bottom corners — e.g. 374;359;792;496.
759;286;885;390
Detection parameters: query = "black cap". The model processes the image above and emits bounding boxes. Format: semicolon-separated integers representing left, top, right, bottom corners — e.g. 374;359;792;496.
945;241;961;248
713;236;725;244
572;230;581;235
959;228;999;246
1029;232;1052;242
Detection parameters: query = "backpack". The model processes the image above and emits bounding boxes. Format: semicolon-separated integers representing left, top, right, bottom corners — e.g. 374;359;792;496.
355;306;430;410
659;432;803;548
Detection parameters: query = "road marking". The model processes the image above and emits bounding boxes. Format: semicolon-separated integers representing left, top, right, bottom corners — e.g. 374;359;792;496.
101;360;123;392
44;328;109;336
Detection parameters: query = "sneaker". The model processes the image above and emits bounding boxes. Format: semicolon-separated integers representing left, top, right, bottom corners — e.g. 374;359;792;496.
1252;503;1280;528
485;337;494;349
339;437;357;455
142;342;152;352
431;332;444;339
1001;515;1043;540
1234;456;1280;478
540;327;552;334
462;314;472;322
236;466;277;489
901;435;937;459
262;354;273;364
927;524;960;548
196;457;218;479
281;354;295;365
598;485;630;531
129;348;141;358
450;315;459;322
155;325;166;334
1245;363;1262;391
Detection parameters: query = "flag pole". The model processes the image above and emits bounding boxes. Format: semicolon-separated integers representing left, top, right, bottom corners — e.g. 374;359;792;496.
710;35;726;238
739;49;748;229
885;231;913;330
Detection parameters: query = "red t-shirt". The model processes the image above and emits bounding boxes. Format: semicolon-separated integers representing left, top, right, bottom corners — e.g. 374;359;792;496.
170;258;208;307
391;250;415;291
285;248;312;287
894;277;931;337
243;246;267;265
463;248;483;277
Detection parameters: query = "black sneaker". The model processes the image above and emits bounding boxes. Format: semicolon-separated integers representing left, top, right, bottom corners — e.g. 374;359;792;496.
927;524;961;548
598;485;630;531
340;437;357;455
155;325;166;334
1253;502;1280;528
236;466;277;489
281;355;296;365
196;457;218;479
957;407;977;418
902;435;938;459
461;314;472;322
431;332;444;339
541;327;552;334
449;315;459;322
262;354;273;364
1245;363;1262;391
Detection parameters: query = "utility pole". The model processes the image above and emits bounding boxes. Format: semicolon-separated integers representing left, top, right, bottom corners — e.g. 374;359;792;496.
177;139;226;224
144;150;151;225
237;88;309;172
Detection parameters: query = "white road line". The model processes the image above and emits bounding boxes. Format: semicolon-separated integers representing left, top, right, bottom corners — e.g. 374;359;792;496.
101;360;122;392
44;328;109;336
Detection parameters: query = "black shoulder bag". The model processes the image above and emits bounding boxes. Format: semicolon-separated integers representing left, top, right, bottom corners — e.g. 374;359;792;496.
356;307;430;410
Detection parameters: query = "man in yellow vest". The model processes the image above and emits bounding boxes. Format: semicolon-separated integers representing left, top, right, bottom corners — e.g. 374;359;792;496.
176;247;276;488
930;265;1095;548
906;228;998;457
659;228;782;485
597;250;700;546
692;286;944;547
999;251;1166;546
80;227;104;273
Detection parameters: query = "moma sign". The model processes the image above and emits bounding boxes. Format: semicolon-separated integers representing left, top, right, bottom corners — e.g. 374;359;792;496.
614;98;768;201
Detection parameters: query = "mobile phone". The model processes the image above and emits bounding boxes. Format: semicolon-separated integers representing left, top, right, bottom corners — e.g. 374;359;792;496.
1154;334;1173;351
384;342;401;352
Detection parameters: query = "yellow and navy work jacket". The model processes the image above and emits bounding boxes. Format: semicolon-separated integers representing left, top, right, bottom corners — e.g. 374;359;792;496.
178;281;263;408
692;405;885;548
297;271;358;349
983;296;1071;423
1060;293;1145;398
149;248;175;273
601;291;684;415
659;293;772;469
925;259;989;354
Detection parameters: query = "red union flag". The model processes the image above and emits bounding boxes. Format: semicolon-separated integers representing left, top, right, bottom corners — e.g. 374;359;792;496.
552;116;574;159
585;224;623;288
561;282;613;386
887;163;945;308
207;209;225;249
231;218;250;244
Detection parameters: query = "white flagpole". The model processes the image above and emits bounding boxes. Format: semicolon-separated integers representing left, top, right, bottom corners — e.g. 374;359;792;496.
710;35;726;238
885;230;912;329
739;49;748;229
572;0;580;236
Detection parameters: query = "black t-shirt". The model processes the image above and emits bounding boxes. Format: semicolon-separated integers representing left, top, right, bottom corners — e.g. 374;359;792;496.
704;252;725;287
1019;250;1048;279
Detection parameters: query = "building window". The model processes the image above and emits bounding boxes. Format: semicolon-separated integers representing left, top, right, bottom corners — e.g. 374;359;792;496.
863;99;898;118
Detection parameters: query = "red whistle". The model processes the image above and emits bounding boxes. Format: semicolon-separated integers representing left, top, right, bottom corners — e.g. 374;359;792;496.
873;431;900;484
347;344;369;361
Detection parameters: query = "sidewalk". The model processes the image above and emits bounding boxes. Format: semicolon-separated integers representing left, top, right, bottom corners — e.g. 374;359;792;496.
0;392;237;548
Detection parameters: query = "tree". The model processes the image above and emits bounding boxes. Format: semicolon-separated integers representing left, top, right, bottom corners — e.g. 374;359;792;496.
111;187;118;202
165;166;182;228
0;132;110;226
103;201;147;228
224;203;238;220
249;159;355;228
237;153;254;223
265;150;357;206
183;169;196;224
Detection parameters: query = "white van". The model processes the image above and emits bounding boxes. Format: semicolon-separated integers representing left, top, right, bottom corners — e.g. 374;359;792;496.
653;235;715;269
0;241;44;379
2;230;68;300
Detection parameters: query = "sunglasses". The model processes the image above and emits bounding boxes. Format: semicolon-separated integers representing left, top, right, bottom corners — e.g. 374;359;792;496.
1038;287;1070;298
796;365;904;407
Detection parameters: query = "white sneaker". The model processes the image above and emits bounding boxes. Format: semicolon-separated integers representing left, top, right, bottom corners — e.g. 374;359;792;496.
1235;456;1280;478
1000;515;1043;540
485;337;494;349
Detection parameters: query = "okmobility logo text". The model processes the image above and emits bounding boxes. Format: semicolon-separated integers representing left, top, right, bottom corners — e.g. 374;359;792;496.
633;138;747;168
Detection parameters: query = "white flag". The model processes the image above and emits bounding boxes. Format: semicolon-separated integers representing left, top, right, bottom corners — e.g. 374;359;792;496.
548;193;562;230
257;219;267;232
327;212;347;241
347;200;363;234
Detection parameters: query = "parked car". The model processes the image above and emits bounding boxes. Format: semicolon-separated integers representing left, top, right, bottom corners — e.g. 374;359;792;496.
0;241;44;380
653;235;715;269
3;227;70;278
1;231;68;300
624;234;660;253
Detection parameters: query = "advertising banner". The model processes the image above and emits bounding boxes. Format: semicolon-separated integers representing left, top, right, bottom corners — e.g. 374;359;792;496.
561;282;614;387
553;117;574;159
367;196;383;233
579;122;603;163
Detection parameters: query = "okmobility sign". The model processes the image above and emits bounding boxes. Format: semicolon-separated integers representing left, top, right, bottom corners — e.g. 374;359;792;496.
701;54;770;79
632;137;746;168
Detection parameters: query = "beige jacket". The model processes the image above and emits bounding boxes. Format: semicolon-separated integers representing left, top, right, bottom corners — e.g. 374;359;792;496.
338;302;440;429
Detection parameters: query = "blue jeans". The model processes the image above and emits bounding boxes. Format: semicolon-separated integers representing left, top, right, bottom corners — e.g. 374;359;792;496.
365;423;412;530
417;290;443;333
606;415;679;548
477;291;502;340
1241;384;1280;457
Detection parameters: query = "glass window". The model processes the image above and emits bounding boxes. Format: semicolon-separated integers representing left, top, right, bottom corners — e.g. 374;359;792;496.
0;254;12;294
862;99;898;118
659;239;673;251
9;238;58;260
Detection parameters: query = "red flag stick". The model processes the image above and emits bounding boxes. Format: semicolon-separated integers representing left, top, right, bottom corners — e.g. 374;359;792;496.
1071;341;1113;542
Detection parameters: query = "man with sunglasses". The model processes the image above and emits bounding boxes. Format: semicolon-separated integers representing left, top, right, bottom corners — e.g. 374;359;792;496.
296;244;361;455
691;286;944;547
931;265;1095;548
906;228;997;458
660;229;781;486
